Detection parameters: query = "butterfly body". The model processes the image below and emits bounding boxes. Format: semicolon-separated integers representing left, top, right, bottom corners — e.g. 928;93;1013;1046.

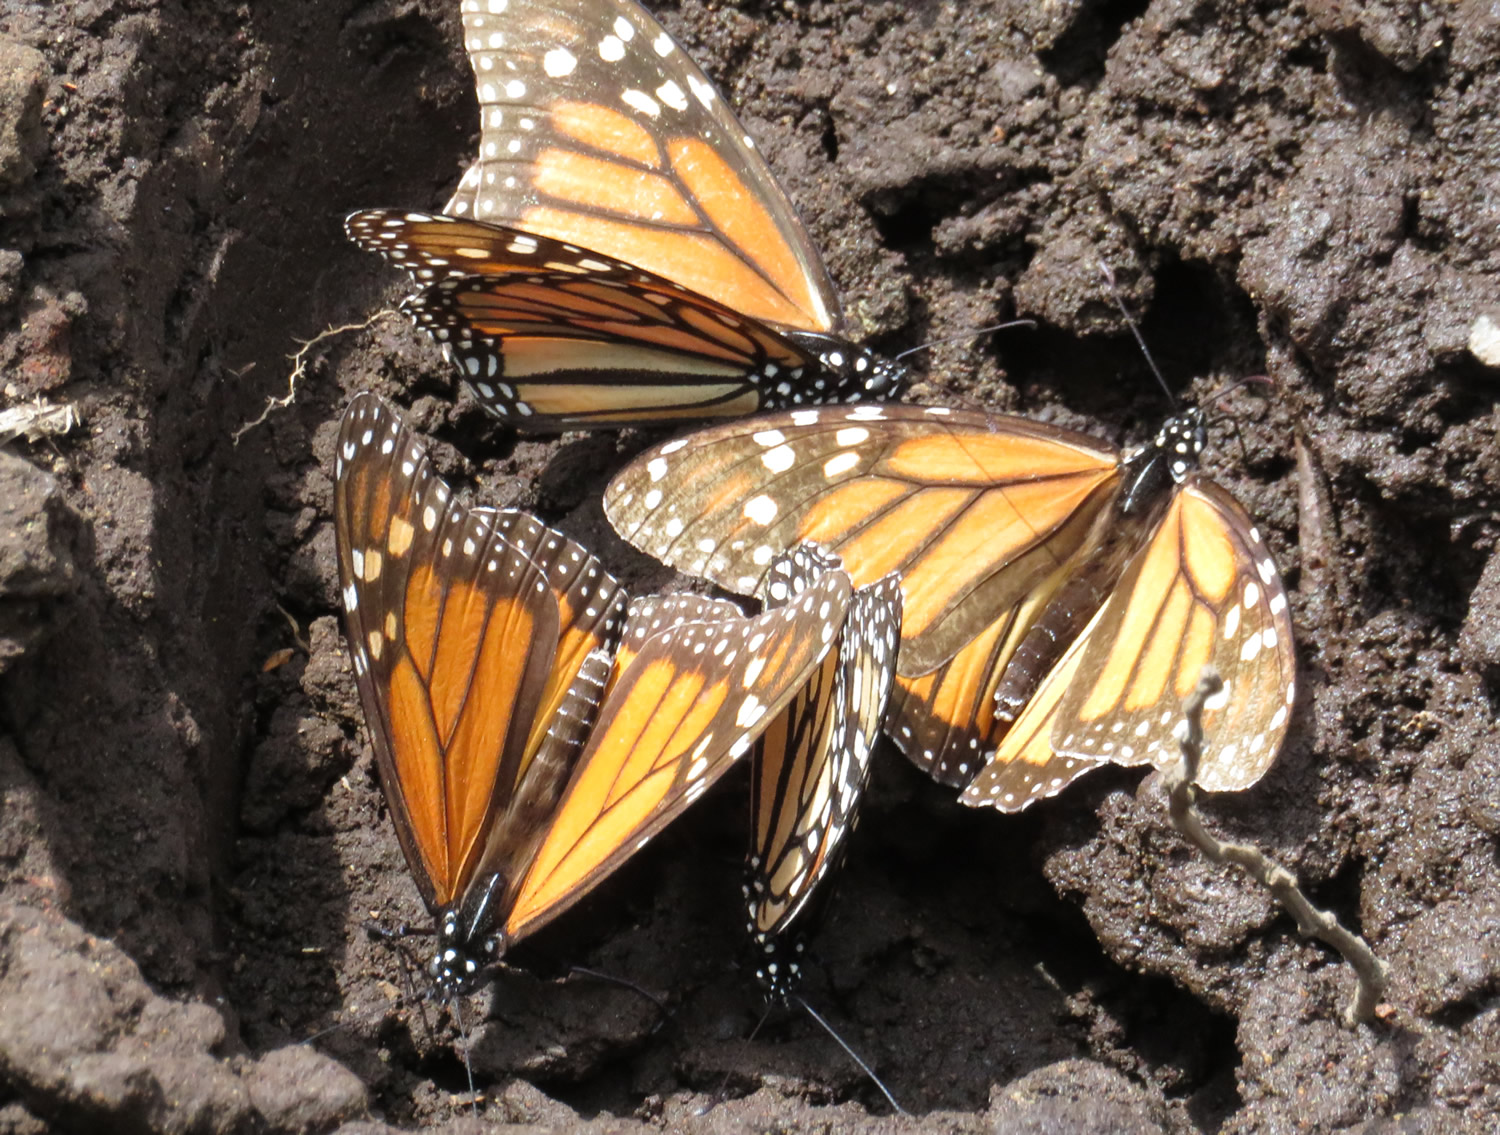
346;0;906;430
992;409;1205;725
604;402;1295;806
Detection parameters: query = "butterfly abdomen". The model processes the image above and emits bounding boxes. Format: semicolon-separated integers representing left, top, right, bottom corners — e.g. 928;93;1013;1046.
994;569;1115;724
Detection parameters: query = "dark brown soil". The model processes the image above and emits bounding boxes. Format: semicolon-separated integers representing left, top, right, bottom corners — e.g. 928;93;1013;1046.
1;1;1497;1132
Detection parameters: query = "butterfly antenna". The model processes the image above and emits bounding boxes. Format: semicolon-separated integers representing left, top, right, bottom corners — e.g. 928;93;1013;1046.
1205;375;1275;462
694;1000;776;1117
566;965;669;1012
566;964;672;1031
1098;260;1175;408
794;994;908;1116
894;320;1036;363
300;1013;359;1046
450;994;480;1113
1207;374;1275;418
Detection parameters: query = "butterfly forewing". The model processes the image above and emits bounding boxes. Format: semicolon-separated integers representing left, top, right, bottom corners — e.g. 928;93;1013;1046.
333;393;624;913
445;0;841;334
336;397;552;907
504;550;853;938
604;404;1123;676
405;270;810;429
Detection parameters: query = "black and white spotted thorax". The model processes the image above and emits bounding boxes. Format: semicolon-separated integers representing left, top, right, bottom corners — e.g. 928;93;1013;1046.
1155;407;1208;482
778;332;908;407
1118;407;1208;515
429;910;502;996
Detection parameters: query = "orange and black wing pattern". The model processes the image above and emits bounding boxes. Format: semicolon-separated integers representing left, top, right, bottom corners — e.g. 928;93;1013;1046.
607;403;1298;802
885;607;1022;788
345;210;899;430
604;404;1122;677
333;392;627;988
501;547;854;939
344;0;910;431
443;0;840;335
961;479;1297;810
747;548;902;995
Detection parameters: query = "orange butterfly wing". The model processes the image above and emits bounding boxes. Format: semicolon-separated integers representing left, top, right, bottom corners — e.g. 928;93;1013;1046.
445;0;841;334
604;404;1123;678
961;480;1296;810
954;620;1095;811
333;393;625;913
886;608;1017;789
504;549;853;938
1052;480;1296;788
603;592;746;697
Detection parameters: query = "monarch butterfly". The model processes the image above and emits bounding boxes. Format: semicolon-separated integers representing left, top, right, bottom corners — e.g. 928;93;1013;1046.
333;392;854;992
745;547;902;998
650;547;907;1114
602;402;1296;810
343;0;905;430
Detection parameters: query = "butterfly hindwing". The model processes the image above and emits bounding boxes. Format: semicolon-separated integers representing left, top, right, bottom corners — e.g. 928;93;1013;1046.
955;619;1097;812
749;551;902;947
332;393;625;919
470;644;617;913
960;480;1297;809
886;608;1017;788
1049;479;1296;789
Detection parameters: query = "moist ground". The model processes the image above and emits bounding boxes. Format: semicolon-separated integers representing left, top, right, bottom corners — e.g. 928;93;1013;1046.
0;2;1497;1133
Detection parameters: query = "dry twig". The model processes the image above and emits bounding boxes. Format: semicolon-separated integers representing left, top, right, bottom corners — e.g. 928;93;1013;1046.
1165;669;1390;1026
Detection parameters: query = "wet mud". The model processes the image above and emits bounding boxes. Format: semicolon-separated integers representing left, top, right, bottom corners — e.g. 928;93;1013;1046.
0;1;1497;1132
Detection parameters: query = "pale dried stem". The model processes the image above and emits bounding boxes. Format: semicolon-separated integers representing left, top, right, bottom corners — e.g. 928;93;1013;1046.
1165;669;1390;1026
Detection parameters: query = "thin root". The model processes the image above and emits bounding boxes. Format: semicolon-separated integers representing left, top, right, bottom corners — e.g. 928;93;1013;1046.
232;310;400;445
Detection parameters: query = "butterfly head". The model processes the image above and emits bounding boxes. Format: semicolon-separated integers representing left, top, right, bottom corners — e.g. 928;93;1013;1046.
1154;406;1208;483
428;910;503;996
851;351;908;401
748;927;806;1004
